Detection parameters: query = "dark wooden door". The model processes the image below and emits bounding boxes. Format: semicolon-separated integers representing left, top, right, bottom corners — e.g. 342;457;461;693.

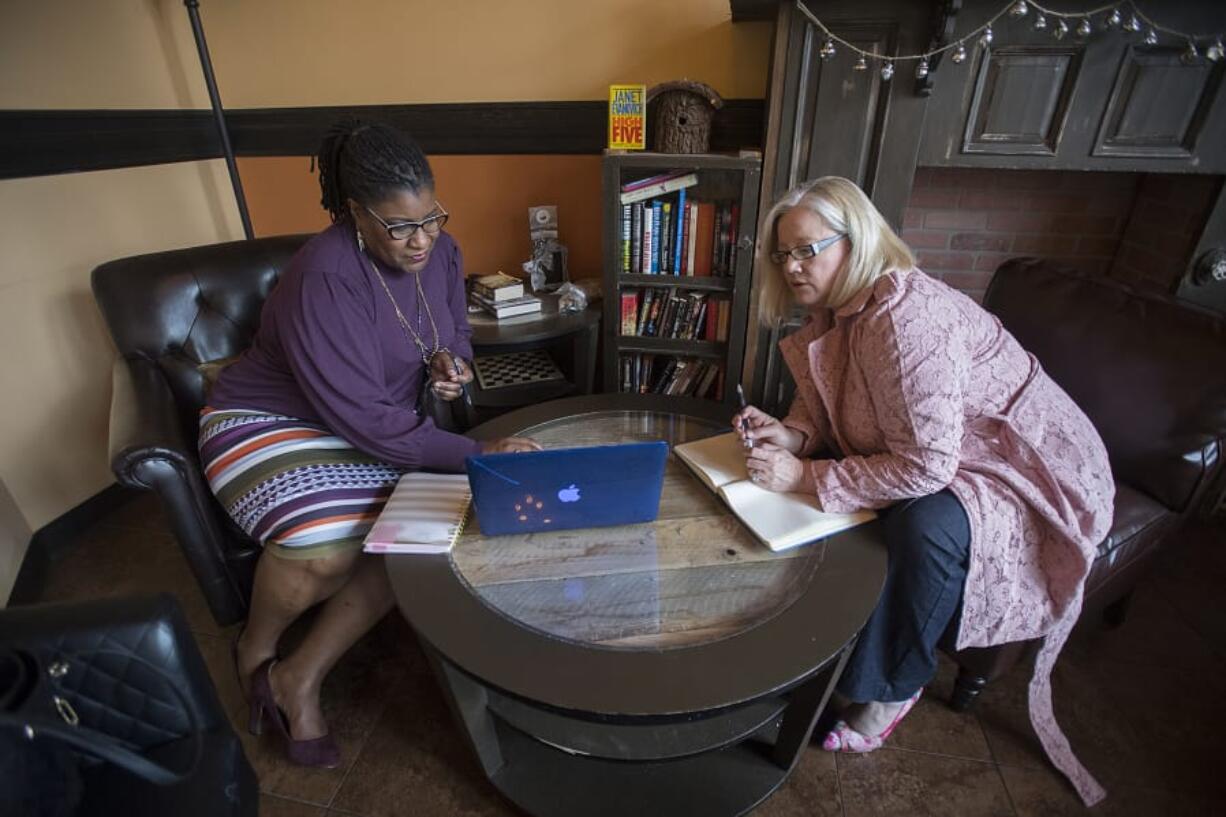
745;0;936;411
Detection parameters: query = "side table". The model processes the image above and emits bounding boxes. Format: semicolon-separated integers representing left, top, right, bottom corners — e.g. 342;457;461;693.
467;293;600;413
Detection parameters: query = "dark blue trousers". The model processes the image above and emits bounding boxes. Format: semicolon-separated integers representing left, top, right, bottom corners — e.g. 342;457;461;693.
836;489;972;703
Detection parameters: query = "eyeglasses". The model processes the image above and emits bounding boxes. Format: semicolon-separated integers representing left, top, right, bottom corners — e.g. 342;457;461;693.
364;203;449;240
769;233;846;265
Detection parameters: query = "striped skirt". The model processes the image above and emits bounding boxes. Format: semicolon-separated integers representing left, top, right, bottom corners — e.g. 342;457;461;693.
199;408;401;558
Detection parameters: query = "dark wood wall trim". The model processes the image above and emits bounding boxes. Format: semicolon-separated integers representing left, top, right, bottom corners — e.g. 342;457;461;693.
1;100;764;180
0;110;223;179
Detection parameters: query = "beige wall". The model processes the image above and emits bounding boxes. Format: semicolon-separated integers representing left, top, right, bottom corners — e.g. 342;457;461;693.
201;0;770;106
0;0;211;108
0;162;244;531
0;2;243;596
0;478;32;605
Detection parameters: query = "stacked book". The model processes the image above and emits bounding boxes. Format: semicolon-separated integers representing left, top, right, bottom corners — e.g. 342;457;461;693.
618;287;730;342
470;272;541;319
619;353;722;399
618;171;741;277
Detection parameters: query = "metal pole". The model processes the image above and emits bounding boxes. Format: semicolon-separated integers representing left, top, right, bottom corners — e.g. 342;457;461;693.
184;0;254;240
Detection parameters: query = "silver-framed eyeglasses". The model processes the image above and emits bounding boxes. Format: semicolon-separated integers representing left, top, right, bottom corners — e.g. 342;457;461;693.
364;203;449;241
770;233;846;265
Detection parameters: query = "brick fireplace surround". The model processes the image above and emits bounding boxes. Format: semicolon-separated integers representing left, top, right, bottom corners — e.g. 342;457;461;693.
903;167;1223;302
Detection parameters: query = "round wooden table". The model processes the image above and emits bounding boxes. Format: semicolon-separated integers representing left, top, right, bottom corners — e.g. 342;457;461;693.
386;394;886;817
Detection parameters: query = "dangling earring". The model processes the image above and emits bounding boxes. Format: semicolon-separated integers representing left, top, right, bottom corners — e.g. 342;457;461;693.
355;226;366;253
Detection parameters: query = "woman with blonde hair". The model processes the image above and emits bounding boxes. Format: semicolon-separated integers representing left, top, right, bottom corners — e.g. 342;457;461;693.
733;176;1113;806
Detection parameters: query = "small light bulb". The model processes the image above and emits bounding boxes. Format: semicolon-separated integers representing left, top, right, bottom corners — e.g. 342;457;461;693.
820;38;836;60
1105;9;1122;29
1033;14;1048;31
1076;18;1092;38
1008;1;1029;19
853;54;868;71
1124;14;1141;32
1207;39;1224;62
880;61;895;81
980;25;994;46
1182;40;1201;65
915;59;930;79
951;43;967;64
1053;19;1069;40
1144;28;1159;46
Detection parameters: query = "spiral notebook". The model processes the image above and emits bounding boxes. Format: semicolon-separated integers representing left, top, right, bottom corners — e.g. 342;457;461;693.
363;472;472;554
673;432;875;552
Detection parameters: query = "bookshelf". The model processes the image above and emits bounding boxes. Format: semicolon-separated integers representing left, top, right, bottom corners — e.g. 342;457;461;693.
601;152;761;409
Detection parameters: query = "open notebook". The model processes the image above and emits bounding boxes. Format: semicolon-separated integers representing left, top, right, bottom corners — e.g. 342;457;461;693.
673;432;875;552
363;472;471;555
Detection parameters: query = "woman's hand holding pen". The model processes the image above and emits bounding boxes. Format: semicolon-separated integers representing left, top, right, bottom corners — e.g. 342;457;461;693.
429;350;473;402
731;404;803;452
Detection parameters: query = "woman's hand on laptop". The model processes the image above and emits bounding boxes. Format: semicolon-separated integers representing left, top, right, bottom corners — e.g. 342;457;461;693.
481;437;543;454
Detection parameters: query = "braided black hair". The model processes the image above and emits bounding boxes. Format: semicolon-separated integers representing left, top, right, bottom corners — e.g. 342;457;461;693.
316;118;435;223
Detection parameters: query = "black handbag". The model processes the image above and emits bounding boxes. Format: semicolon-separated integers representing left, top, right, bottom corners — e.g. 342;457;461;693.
0;646;204;816
0;594;257;817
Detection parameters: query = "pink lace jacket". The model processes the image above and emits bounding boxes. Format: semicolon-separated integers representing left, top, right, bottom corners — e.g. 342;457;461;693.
778;269;1114;806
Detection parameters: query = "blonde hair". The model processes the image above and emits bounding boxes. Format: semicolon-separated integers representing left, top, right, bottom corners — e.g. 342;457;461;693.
756;176;914;327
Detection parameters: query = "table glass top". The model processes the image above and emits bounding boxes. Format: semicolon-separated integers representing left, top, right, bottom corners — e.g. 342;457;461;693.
450;410;826;651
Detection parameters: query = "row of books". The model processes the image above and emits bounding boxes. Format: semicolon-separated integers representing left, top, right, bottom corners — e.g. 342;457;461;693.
619;354;724;399
618;288;730;341
618;176;741;277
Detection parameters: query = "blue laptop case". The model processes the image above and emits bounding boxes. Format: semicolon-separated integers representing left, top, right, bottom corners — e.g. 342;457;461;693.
465;441;669;536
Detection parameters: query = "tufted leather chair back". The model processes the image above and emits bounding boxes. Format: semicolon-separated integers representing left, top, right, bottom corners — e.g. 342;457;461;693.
92;235;311;444
984;258;1226;513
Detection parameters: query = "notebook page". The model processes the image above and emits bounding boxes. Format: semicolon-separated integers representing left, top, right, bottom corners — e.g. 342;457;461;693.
719;480;875;552
673;432;748;492
364;472;471;554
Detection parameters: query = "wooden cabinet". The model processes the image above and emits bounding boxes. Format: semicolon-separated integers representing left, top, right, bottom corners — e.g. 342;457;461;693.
601;152;761;409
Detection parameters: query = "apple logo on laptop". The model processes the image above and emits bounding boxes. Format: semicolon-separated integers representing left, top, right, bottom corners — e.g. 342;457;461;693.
557;484;581;503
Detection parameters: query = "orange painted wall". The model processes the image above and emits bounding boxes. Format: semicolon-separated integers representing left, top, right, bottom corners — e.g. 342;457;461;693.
238;155;603;278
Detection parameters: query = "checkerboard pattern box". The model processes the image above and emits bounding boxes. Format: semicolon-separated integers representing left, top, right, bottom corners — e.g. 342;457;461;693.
473;349;565;391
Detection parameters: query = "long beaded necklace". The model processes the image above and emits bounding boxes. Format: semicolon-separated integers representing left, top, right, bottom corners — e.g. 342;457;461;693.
365;246;441;368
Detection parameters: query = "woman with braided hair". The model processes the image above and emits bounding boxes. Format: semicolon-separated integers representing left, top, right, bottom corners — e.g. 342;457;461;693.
199;120;539;767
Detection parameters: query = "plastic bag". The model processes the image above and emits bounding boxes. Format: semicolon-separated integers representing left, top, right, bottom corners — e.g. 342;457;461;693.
557;279;602;313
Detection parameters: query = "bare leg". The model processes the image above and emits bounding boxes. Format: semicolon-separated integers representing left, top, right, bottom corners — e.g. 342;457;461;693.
268;553;395;739
235;549;360;694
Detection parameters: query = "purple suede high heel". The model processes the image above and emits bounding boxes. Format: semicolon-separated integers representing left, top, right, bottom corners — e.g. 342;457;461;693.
248;658;341;769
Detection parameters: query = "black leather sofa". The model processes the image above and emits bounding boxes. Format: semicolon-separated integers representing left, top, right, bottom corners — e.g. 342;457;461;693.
941;257;1226;709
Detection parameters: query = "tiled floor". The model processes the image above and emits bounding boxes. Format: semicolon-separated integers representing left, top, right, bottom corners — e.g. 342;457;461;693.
29;493;1226;816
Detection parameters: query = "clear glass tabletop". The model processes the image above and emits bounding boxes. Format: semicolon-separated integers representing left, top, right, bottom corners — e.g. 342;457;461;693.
450;410;827;651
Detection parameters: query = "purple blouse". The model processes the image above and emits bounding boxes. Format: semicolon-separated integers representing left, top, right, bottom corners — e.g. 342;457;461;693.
209;222;480;471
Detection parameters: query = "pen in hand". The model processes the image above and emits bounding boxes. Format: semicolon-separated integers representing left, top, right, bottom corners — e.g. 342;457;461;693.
736;383;753;449
454;355;474;408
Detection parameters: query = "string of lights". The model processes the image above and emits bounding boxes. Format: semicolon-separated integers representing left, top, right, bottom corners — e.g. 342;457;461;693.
795;0;1225;83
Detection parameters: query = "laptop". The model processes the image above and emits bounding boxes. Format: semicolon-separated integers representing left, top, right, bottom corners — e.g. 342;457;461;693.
465;441;669;536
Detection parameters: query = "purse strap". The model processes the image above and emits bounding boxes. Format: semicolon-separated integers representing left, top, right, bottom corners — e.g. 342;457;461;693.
0;649;204;786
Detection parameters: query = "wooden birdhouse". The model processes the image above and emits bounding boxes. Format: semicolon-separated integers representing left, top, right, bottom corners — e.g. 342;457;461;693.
647;80;723;154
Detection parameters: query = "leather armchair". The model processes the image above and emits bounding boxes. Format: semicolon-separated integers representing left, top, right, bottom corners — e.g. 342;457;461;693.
93;236;311;626
942;258;1226;710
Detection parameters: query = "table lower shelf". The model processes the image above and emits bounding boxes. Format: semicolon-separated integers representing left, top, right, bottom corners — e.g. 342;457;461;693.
490;716;792;817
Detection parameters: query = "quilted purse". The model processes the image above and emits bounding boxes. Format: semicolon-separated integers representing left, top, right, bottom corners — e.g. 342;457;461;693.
0;646;203;785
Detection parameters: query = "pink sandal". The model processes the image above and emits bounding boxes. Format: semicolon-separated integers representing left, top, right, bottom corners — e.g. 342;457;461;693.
821;688;922;753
